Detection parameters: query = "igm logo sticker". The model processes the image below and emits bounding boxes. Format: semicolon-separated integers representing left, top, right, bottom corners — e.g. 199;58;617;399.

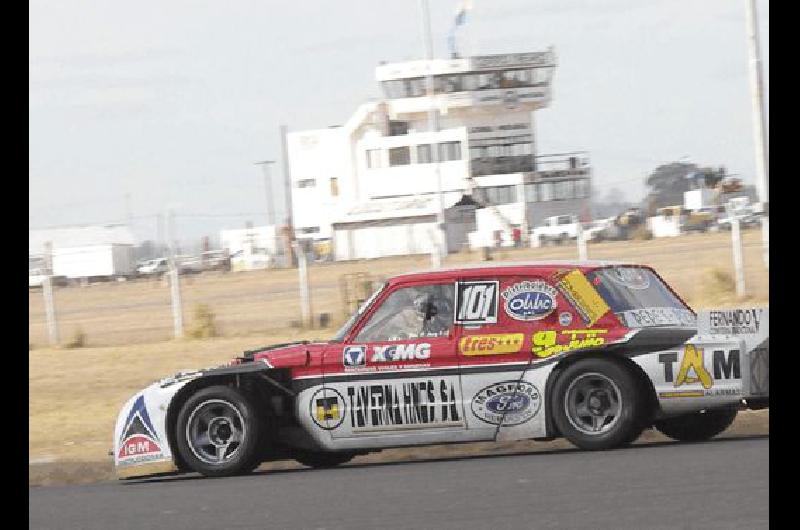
501;280;557;321
117;395;163;464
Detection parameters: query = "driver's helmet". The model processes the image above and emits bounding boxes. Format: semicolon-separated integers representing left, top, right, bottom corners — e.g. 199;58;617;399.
412;293;437;317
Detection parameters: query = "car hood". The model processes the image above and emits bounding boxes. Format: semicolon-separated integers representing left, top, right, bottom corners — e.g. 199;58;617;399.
241;340;330;369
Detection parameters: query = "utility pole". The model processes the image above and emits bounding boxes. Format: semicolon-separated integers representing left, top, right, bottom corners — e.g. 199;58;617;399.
746;0;769;268
255;160;279;263
576;223;588;262
42;241;59;346
254;160;276;225
280;124;296;268
420;0;447;267
293;241;313;328
167;208;184;339
730;210;746;298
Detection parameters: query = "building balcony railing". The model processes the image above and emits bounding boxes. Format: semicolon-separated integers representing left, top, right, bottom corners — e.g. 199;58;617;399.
470;151;591;179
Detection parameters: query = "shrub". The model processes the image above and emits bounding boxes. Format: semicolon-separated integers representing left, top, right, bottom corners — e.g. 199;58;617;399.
630;226;653;240
65;327;87;349
696;267;738;305
188;304;218;339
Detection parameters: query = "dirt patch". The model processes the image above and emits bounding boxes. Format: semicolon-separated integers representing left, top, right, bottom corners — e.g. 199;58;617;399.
29;410;768;487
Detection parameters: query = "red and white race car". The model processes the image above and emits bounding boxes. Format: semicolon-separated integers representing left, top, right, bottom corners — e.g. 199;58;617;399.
113;262;769;478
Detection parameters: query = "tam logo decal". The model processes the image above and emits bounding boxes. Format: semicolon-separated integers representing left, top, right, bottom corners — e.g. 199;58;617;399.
501;280;557;321
117;395;163;464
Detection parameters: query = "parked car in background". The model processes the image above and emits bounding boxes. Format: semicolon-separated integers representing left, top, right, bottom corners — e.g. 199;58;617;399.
531;215;579;246
200;250;231;272
137;258;169;277
229;249;272;271
583;218;614;242
717;199;761;231
28;267;68;288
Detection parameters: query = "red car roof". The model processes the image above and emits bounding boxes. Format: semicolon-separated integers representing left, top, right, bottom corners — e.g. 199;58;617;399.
387;260;639;286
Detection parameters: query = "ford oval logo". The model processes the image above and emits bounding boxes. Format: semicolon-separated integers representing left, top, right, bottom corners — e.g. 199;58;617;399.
485;393;530;414
471;381;541;426
501;280;558;321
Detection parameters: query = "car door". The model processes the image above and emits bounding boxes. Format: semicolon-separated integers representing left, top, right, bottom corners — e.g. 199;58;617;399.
455;273;550;439
320;280;468;445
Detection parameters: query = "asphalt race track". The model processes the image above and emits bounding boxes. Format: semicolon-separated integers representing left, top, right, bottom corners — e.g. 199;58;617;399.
30;436;768;529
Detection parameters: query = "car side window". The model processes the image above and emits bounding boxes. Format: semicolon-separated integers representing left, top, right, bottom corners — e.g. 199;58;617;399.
354;284;454;342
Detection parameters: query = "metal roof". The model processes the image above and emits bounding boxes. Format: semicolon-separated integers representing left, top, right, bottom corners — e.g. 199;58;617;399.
29;225;136;256
332;195;463;225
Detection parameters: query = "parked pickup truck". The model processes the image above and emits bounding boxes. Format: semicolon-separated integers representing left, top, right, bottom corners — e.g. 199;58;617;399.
531;215;580;246
112;262;768;479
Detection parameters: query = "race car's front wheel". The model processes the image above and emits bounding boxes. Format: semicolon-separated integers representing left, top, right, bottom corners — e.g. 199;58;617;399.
291;450;356;469
176;385;263;477
654;407;738;442
551;358;646;451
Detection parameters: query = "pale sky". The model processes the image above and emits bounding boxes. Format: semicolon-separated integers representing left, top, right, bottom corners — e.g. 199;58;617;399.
29;0;769;244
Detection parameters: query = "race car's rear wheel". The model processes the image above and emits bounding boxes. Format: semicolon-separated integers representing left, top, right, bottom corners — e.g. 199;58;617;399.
176;385;263;477
654;408;737;442
292;450;356;469
552;358;646;450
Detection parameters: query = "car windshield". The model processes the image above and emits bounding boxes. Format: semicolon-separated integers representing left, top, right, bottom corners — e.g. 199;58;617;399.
330;282;387;342
586;266;696;328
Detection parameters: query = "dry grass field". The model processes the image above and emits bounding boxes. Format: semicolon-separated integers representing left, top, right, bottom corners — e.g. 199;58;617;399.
28;230;769;484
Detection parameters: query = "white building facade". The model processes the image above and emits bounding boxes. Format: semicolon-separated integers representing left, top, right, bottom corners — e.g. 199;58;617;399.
287;48;592;258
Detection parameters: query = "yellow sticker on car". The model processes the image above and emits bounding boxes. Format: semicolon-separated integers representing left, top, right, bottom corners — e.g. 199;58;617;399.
459;333;524;356
557;270;610;326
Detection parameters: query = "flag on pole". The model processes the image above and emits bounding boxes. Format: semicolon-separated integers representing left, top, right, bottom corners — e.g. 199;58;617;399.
454;0;472;26
450;1;473;57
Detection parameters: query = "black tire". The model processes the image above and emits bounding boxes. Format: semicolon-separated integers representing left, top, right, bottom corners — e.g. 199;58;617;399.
551;358;647;451
175;385;264;477
292;450;356;469
654;408;737;442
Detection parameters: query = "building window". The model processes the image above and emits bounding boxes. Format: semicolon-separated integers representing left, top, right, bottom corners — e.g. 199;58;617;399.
524;183;538;202
470;146;486;159
330;177;339;197
296;179;316;189
389;146;411;166
554;180;574;200
404;78;426;97
575;179;590;199
366;149;382;169
478;185;517;205
438;141;462;162
539;182;554;202
388;121;409;136
417;144;432;164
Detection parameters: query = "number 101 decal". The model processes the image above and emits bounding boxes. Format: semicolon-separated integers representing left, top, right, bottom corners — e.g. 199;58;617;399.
455;281;499;325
